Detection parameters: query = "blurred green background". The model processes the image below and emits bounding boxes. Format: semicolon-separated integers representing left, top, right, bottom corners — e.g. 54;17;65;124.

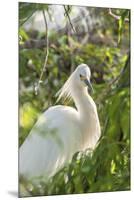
19;3;130;197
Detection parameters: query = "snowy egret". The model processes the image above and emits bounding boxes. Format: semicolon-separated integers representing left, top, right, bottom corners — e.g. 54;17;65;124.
19;63;101;181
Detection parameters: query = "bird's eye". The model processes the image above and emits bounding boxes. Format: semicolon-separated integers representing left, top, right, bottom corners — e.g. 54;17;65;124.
80;74;86;81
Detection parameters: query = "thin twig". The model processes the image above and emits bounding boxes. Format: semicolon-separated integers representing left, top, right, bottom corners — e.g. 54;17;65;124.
39;10;49;82
108;8;129;22
35;10;49;95
64;5;77;34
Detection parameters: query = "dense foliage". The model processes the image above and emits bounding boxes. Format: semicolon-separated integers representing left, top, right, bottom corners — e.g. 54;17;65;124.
19;3;130;197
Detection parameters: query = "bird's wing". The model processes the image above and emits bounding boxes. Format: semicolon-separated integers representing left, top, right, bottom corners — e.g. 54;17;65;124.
19;113;66;180
19;106;81;181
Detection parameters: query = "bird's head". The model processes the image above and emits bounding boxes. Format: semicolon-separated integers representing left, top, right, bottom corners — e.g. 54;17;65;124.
75;63;93;93
56;63;93;103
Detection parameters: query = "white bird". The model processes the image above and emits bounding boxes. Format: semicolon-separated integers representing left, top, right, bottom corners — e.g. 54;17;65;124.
19;63;101;182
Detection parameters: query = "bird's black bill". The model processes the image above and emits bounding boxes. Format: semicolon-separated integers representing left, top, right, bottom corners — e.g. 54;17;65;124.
84;79;94;93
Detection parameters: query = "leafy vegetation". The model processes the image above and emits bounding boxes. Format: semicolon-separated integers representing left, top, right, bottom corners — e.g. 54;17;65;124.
19;3;130;197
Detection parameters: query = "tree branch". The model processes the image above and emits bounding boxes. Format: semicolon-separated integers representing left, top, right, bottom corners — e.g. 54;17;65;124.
64;5;77;34
20;10;37;27
108;8;129;22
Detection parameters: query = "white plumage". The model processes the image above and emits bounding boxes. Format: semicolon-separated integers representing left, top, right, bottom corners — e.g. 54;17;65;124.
19;63;101;181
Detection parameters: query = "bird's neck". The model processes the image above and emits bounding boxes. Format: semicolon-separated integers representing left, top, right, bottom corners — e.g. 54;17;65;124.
72;86;100;149
72;86;96;118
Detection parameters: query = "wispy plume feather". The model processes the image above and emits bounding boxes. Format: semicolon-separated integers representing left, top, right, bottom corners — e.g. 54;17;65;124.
55;71;75;104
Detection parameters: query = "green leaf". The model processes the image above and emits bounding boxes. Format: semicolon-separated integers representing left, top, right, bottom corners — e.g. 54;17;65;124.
19;2;48;26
